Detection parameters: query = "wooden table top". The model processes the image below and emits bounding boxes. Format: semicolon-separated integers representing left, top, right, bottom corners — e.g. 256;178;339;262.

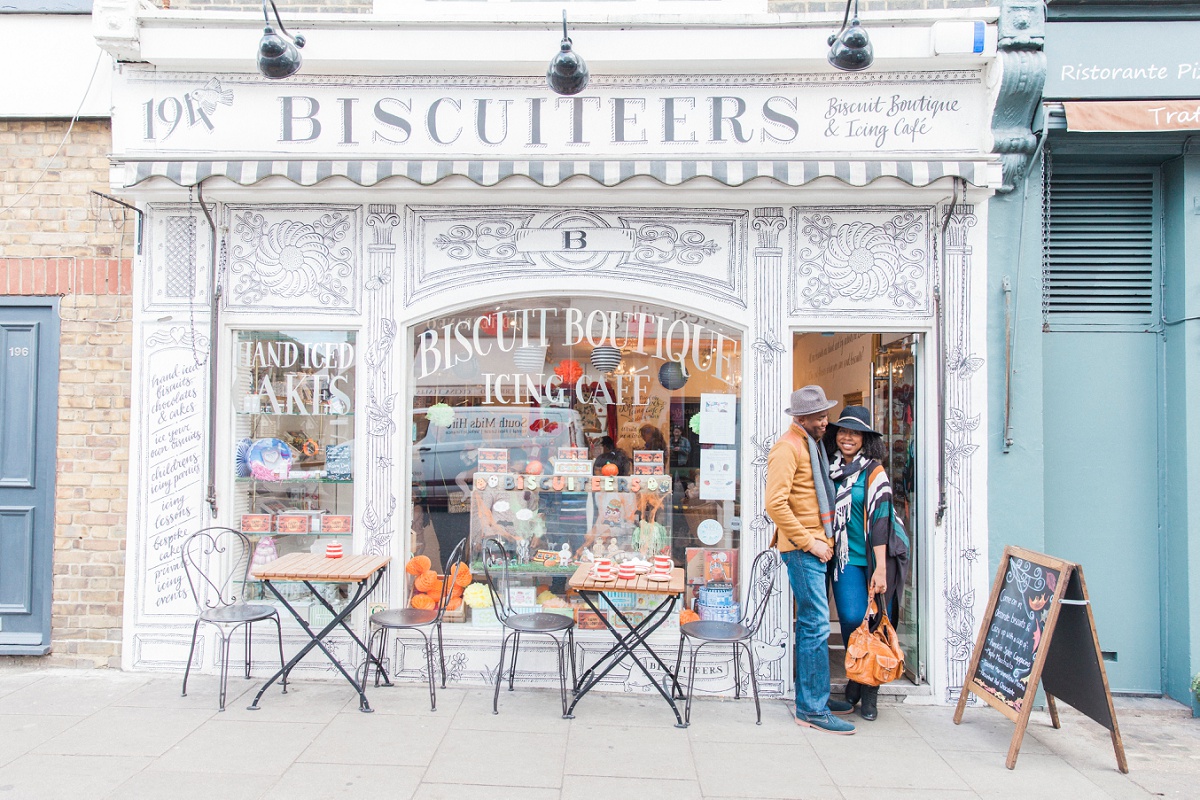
567;563;686;595
251;552;390;582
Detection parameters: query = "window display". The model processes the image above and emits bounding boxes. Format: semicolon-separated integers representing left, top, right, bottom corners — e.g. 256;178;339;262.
410;299;743;627
233;330;357;622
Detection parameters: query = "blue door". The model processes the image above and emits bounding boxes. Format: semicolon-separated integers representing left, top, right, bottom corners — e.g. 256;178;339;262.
0;301;59;655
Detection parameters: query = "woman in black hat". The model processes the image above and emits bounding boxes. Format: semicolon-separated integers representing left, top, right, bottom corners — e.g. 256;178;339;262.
825;405;906;722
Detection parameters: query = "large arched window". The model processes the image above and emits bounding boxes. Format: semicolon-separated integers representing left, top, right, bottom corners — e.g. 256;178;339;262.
409;298;742;619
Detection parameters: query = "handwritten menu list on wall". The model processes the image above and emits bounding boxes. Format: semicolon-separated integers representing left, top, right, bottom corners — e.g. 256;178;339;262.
142;329;208;615
972;556;1059;713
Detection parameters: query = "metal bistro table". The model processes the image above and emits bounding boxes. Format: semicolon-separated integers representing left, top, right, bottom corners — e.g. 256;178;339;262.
566;563;689;727
248;552;390;713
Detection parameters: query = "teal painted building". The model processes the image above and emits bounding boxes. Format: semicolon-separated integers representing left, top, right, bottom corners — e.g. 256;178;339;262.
989;0;1200;713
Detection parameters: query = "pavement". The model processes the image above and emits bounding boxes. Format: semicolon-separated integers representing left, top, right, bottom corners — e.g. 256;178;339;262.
0;667;1195;800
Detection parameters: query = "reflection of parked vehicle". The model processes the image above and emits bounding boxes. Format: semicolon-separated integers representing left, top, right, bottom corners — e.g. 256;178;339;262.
412;407;586;500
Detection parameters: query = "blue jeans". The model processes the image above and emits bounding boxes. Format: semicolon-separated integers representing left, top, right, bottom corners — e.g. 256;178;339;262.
782;549;830;716
831;563;869;647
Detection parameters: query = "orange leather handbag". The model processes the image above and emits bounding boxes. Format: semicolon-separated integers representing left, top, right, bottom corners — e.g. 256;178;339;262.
845;599;905;687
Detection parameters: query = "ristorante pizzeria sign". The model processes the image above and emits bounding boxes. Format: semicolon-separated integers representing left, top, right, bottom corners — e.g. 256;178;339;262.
111;70;988;158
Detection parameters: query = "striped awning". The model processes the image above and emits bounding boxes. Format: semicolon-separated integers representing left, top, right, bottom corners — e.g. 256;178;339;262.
116;158;1001;190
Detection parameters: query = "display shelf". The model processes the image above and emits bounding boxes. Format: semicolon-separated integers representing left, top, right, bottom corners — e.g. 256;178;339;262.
236;477;354;484
235;329;358;609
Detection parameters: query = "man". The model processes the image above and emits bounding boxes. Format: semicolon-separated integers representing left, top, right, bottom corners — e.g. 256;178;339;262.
765;385;856;735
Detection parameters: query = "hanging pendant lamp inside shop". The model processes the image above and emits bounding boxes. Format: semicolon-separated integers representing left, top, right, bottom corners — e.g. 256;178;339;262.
547;11;589;96
257;0;306;79
512;344;548;373
589;345;623;374
827;0;873;72
658;361;689;391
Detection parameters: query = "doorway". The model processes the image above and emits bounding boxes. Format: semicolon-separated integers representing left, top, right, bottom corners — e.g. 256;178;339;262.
793;331;925;685
0;301;60;655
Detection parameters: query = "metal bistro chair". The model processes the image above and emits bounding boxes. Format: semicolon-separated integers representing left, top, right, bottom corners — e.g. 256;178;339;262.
180;527;287;711
674;547;781;725
482;537;577;716
361;537;467;711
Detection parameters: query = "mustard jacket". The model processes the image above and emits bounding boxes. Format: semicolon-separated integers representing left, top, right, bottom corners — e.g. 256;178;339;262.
765;423;834;553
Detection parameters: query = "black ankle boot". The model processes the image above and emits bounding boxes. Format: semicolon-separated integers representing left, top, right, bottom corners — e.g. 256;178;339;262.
844;679;861;707
860;685;878;721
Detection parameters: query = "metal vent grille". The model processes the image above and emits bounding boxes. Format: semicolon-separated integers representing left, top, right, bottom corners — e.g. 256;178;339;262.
1045;166;1157;323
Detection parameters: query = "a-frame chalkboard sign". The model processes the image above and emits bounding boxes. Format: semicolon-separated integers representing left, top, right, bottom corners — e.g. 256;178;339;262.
953;546;1128;772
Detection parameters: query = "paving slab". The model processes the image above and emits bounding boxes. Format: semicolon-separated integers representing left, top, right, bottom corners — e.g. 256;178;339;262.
148;719;326;776
263;763;425;800
296;709;452;766
565;722;696;780
562;775;704;800
0;753;151;800
0;672;147;716
0;712;85;769
105;769;277;800
33;705;213;758
425;728;567;788
692;739;836;799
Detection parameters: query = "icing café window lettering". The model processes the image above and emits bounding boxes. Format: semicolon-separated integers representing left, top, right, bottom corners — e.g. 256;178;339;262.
410;297;743;626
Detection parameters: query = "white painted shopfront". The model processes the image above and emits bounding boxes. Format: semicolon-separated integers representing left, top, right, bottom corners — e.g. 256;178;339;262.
107;12;1000;706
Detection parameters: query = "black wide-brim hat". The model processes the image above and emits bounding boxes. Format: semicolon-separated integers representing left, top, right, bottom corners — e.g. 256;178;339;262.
829;405;880;436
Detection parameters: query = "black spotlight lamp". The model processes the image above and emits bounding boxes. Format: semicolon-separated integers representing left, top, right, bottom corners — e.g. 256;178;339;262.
547;10;589;96
258;0;306;80
827;0;873;72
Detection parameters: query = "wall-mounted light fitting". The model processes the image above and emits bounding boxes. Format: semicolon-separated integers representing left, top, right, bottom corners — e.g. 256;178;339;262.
828;0;873;72
547;11;589;96
258;0;306;80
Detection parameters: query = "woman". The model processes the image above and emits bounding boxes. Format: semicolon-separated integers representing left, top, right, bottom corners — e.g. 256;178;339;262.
826;405;903;722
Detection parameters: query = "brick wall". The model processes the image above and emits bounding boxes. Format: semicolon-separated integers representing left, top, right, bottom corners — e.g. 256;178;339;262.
1;119;134;669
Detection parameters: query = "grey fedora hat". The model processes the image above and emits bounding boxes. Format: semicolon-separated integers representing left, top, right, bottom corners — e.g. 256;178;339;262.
785;385;838;417
829;405;880;435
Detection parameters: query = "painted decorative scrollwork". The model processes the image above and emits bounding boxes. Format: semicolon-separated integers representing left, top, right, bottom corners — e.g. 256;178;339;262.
228;210;355;306
796;211;928;309
632;224;720;266
434;221;519;261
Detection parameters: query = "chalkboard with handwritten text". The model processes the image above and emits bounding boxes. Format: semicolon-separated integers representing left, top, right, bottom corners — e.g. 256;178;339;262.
971;556;1060;713
954;546;1127;774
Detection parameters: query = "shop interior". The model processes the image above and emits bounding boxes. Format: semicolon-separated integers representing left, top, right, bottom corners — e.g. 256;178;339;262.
793;331;923;684
409;298;745;630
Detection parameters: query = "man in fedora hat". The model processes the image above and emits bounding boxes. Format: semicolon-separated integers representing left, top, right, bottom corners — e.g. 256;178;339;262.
766;385;856;735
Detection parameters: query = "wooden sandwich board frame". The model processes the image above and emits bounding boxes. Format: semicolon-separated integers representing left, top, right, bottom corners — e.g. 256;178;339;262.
953;546;1128;772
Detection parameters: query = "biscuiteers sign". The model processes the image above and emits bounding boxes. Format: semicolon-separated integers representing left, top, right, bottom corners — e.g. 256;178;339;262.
111;71;988;158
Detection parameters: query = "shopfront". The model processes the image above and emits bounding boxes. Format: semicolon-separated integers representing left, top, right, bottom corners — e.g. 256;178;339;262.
1039;10;1200;708
107;11;1002;704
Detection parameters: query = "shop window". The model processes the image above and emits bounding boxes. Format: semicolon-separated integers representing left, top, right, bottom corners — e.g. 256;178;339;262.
409;299;742;629
232;330;357;618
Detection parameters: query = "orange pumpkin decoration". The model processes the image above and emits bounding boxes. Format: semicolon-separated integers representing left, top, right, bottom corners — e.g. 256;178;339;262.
405;555;432;576
414;571;443;595
410;594;436;610
446;597;463;611
453;563;473;588
679;609;700;625
600;462;619;476
526;460;544;475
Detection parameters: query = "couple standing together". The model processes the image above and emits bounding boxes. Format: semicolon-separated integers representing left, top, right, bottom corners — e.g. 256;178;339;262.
766;385;908;735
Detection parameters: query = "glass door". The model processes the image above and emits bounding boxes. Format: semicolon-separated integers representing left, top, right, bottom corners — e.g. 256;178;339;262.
872;334;922;683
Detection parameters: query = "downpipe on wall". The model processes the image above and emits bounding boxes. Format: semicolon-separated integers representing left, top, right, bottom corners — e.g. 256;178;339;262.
197;180;221;518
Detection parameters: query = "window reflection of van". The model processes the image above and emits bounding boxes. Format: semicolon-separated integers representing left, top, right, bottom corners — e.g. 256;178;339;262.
413;407;586;500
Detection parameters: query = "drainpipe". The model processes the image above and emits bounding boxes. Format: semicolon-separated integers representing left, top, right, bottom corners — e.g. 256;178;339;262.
197;180;221;518
935;178;961;525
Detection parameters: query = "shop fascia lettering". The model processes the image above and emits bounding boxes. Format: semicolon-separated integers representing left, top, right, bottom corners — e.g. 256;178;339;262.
417;308;737;400
237;339;353;415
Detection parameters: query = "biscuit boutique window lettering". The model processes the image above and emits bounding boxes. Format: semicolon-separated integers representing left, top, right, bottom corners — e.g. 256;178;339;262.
410;298;743;626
